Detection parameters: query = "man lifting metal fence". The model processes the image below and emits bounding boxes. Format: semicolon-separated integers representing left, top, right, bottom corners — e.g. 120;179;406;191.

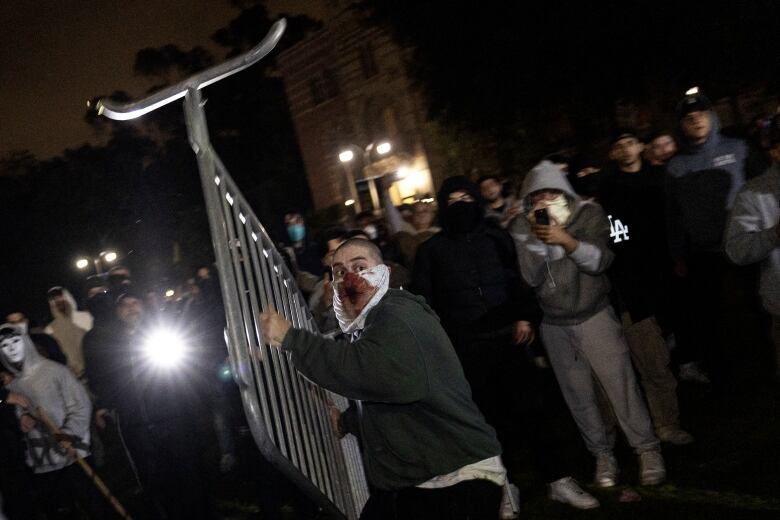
97;19;368;520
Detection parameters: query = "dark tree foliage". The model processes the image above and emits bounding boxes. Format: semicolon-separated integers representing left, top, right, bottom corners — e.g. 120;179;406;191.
1;2;321;319
363;0;780;166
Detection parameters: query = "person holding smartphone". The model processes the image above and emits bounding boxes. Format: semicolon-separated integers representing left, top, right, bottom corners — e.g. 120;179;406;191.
510;161;665;488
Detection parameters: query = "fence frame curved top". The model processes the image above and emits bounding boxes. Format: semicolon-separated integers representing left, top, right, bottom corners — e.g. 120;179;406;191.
96;19;286;121
96;18;368;520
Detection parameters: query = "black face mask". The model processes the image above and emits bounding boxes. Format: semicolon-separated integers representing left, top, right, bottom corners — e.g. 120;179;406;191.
443;201;481;233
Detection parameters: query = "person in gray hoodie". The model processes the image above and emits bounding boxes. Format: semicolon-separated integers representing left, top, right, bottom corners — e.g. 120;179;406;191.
510;161;665;488
0;323;112;518
725;115;780;379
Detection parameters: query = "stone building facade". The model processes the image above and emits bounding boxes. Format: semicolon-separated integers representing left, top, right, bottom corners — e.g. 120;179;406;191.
278;2;438;211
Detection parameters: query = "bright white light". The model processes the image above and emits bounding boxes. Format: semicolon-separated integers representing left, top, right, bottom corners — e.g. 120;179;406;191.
344;199;355;206
165;289;175;298
252;232;258;242
76;258;89;269
339;150;354;163
396;167;409;179
376;142;392;155
226;193;234;205
143;329;186;368
103;251;118;263
214;176;221;185
685;86;699;96
239;213;246;224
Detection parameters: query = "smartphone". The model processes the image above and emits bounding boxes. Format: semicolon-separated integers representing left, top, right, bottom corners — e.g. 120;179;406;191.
534;208;550;225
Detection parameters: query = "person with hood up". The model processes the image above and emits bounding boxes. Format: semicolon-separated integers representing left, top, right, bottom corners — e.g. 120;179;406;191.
725;114;780;380
260;238;505;520
665;89;753;386
414;176;599;510
0;323;113;518
45;286;93;378
510;161;665;488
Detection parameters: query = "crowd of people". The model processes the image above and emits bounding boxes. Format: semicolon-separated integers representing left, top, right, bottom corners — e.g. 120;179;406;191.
2;89;779;519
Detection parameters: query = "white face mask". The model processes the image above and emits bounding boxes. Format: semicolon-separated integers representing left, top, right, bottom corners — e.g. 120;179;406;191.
544;195;572;226
333;264;390;334
362;225;379;240
1;335;26;364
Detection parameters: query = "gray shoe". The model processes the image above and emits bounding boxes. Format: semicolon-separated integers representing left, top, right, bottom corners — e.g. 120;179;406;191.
657;427;695;445
549;477;600;509
639;450;666;486
594;453;618;488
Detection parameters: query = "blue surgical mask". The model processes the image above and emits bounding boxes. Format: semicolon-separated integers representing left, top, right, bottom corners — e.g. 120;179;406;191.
287;224;306;242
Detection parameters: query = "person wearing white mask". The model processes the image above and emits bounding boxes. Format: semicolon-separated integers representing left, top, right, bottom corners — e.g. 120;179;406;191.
0;324;112;518
510;161;666;489
260;238;505;519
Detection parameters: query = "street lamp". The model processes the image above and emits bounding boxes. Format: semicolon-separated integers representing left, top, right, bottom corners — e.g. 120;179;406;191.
337;140;393;211
75;250;118;275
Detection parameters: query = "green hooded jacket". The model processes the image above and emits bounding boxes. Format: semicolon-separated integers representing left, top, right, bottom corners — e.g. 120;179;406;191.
281;289;501;490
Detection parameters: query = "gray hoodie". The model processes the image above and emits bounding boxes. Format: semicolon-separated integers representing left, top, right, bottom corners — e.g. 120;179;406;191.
724;165;780;315
665;112;748;257
0;324;91;473
510;161;614;325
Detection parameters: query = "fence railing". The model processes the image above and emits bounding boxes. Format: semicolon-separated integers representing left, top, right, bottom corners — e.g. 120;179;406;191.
97;19;368;520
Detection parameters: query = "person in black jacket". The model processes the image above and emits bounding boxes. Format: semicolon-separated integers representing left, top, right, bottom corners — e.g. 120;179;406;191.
84;290;213;520
413;176;599;510
599;130;694;446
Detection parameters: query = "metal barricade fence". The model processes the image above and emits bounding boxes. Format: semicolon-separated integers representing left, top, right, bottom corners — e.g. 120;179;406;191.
96;19;369;520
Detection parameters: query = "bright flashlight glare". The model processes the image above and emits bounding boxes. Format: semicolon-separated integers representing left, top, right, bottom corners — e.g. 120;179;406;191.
396;167;409;179
376;142;391;155
345;199;355;206
165;289;175;298
339;150;354;163
103;251;118;263
76;258;89;269
685;86;699;96
143;329;186;368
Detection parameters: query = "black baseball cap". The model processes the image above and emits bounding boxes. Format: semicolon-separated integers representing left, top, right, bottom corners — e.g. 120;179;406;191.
677;89;712;119
610;128;641;145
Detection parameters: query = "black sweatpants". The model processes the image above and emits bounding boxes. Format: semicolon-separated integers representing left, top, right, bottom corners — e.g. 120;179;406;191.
455;332;570;484
33;458;116;519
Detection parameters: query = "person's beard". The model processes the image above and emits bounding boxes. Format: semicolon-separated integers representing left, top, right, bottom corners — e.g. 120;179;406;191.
337;272;378;319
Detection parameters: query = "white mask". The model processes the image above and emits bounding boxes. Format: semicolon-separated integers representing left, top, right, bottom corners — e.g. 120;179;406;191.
333;264;390;334
362;225;379;240
545;195;572;226
1;335;26;364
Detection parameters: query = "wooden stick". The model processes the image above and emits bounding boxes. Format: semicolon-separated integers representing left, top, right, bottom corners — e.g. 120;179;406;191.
33;407;133;520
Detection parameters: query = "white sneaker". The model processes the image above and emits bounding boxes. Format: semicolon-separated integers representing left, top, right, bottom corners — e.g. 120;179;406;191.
657;427;695;445
639;450;666;486
679;362;711;384
594;453;618;488
549;477;600;509
499;482;520;519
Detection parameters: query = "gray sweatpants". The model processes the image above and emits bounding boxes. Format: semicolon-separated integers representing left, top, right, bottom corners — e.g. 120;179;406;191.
541;307;660;456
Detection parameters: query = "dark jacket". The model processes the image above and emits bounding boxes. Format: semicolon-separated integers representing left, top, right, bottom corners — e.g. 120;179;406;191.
281;289;502;491
665;112;749;257
413;176;540;346
413;223;541;345
598;162;669;322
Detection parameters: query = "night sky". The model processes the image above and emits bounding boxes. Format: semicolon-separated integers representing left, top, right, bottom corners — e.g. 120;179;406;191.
0;0;322;159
